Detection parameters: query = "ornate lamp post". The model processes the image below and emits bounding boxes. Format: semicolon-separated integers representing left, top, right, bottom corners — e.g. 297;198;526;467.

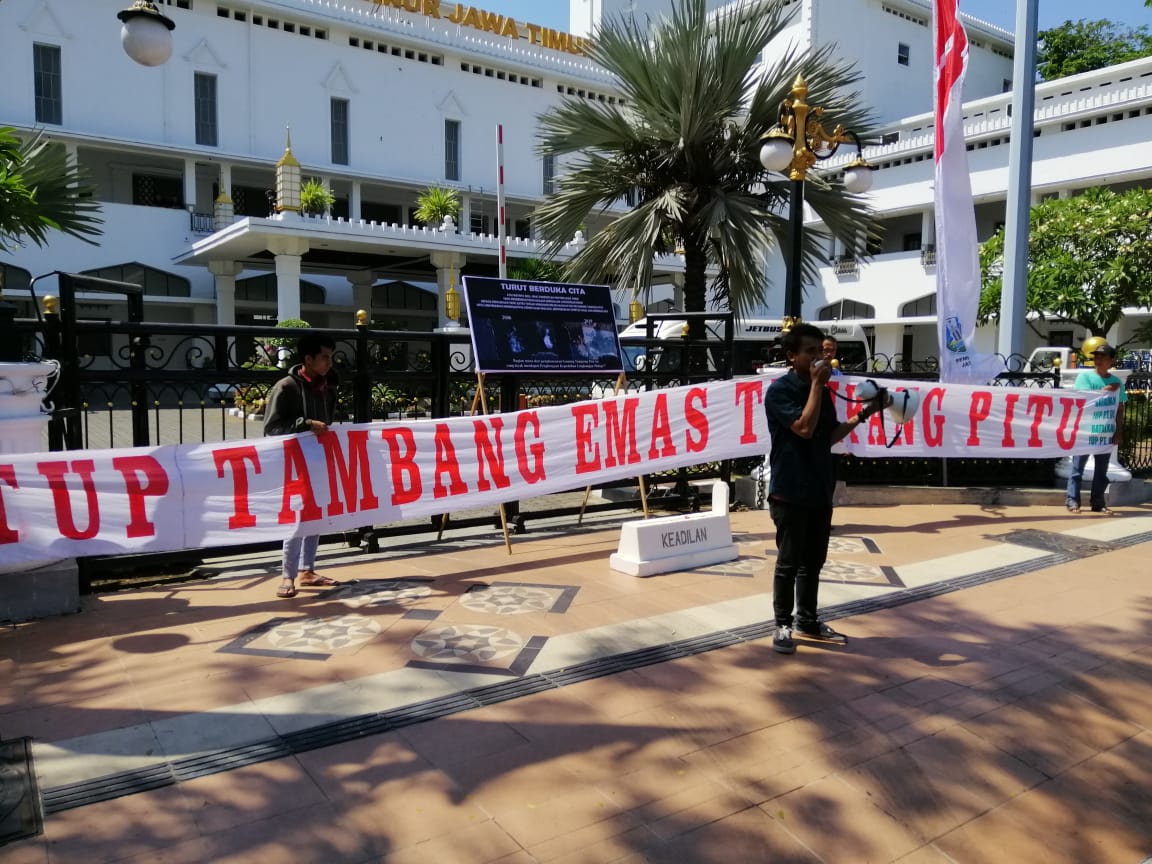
117;0;176;67
759;74;874;329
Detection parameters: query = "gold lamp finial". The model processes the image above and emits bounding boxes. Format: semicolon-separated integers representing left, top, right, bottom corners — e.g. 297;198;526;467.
629;297;644;324
355;309;368;326
43;294;59;315
444;272;461;323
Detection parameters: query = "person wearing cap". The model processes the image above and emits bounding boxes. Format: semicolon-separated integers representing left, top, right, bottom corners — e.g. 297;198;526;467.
1066;342;1127;515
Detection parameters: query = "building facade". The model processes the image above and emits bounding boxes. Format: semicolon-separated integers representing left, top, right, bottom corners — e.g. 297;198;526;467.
0;0;679;332
806;55;1152;362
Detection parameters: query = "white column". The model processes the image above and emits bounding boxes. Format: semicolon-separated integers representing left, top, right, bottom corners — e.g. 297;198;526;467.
348;270;376;322
461;194;473;234
219;163;232;199
921;209;936;247
267;237;310;323
430;251;466;329
209;260;243;325
671;274;685;312
350;181;362;221
183;157;198;211
871;323;903;369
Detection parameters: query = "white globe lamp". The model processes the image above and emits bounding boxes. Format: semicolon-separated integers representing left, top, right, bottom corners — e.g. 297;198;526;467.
118;0;176;67
759;131;795;173
841;156;875;194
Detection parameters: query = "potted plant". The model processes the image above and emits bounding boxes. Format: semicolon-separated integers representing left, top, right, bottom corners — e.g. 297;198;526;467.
414;185;461;231
300;178;335;217
371;383;407;419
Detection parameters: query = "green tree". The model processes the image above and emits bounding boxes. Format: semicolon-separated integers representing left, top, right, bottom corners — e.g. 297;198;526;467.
507;258;568;281
0;127;102;252
1036;19;1152;80
533;0;876;323
978;187;1152;339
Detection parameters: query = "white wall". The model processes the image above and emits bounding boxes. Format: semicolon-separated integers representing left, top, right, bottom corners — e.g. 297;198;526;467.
812;0;1015;123
0;0;613;203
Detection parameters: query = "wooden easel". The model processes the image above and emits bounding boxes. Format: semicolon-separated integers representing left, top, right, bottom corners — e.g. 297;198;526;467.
578;371;651;525
436;371;513;555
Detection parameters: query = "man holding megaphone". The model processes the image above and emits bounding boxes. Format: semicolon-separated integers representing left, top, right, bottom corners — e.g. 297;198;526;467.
765;323;886;655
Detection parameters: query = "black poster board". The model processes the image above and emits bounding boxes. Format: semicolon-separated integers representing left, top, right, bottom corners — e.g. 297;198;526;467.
462;276;624;374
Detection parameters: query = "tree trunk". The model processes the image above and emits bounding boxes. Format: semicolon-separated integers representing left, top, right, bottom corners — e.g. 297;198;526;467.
682;237;709;372
682;237;708;335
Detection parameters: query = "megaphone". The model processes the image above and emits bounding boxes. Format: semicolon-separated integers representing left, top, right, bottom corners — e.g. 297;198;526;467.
852;380;922;425
886;388;921;424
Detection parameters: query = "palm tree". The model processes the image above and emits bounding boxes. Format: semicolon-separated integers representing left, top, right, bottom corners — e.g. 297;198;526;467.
534;0;876;323
0;127;103;253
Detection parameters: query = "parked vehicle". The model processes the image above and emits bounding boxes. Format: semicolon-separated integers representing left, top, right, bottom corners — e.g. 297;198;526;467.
616;318;872;375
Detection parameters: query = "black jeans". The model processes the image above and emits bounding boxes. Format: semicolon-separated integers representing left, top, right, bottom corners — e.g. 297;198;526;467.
769;499;833;629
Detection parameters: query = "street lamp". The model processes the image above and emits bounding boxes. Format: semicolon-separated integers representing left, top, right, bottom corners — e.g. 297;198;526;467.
759;74;873;328
117;0;176;67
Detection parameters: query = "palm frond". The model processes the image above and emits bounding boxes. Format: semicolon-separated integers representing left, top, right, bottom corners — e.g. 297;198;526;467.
533;0;878;320
0;127;103;252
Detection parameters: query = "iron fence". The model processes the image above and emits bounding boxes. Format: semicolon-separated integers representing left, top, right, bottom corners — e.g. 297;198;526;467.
10;308;1151;490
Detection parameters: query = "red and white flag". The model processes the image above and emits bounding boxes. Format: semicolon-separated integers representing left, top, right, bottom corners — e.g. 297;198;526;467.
934;0;1000;382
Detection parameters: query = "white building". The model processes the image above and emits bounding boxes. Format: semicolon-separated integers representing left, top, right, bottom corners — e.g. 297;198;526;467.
2;0;1150;362
808;55;1152;363
0;0;677;332
576;0;1017;124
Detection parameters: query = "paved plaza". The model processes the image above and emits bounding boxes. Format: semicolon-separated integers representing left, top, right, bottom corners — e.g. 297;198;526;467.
1;499;1151;863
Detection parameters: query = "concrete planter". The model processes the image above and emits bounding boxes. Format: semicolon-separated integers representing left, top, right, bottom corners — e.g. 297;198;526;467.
0;361;79;620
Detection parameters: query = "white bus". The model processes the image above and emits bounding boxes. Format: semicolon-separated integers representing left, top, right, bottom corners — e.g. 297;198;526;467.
617;318;872;375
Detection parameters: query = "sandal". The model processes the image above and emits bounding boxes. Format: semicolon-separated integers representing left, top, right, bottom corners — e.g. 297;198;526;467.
276;580;298;599
298;573;340;587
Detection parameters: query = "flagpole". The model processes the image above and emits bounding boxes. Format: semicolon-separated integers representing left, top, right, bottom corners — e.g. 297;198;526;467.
997;0;1040;361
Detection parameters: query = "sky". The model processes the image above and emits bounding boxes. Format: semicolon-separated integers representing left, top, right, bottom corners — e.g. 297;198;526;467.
474;0;1151;35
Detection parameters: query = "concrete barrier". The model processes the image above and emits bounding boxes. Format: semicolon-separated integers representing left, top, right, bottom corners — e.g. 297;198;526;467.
610;481;739;577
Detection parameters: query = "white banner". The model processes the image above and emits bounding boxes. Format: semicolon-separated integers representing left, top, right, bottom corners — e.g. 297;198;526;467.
0;376;1113;564
933;0;1001;383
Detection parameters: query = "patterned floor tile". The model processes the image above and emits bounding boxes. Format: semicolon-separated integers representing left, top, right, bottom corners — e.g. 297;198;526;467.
820;560;904;587
407;624;547;677
460;583;579;615
687;556;766;578
218;614;382;661
827;535;882;555
321;578;435;608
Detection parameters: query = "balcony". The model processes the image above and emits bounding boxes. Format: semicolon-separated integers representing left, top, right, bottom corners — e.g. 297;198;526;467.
834;256;860;278
190;212;214;234
920;245;937;268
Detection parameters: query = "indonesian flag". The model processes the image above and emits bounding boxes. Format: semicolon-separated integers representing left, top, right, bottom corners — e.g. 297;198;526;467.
934;1;1000;382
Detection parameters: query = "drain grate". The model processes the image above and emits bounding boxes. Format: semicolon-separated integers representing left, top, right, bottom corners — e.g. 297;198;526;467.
33;539;1138;816
0;737;42;847
41;762;173;816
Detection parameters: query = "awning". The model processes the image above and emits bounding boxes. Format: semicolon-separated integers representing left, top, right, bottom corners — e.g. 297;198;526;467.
817;316;938;327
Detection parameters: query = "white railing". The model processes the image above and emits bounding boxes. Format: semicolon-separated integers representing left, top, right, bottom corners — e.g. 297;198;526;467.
832;56;1152;166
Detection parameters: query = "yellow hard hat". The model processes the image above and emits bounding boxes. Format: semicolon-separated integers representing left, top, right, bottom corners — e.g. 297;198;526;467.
1081;336;1109;357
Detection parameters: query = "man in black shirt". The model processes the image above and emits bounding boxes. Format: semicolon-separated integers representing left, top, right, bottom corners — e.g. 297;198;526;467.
765;324;882;654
